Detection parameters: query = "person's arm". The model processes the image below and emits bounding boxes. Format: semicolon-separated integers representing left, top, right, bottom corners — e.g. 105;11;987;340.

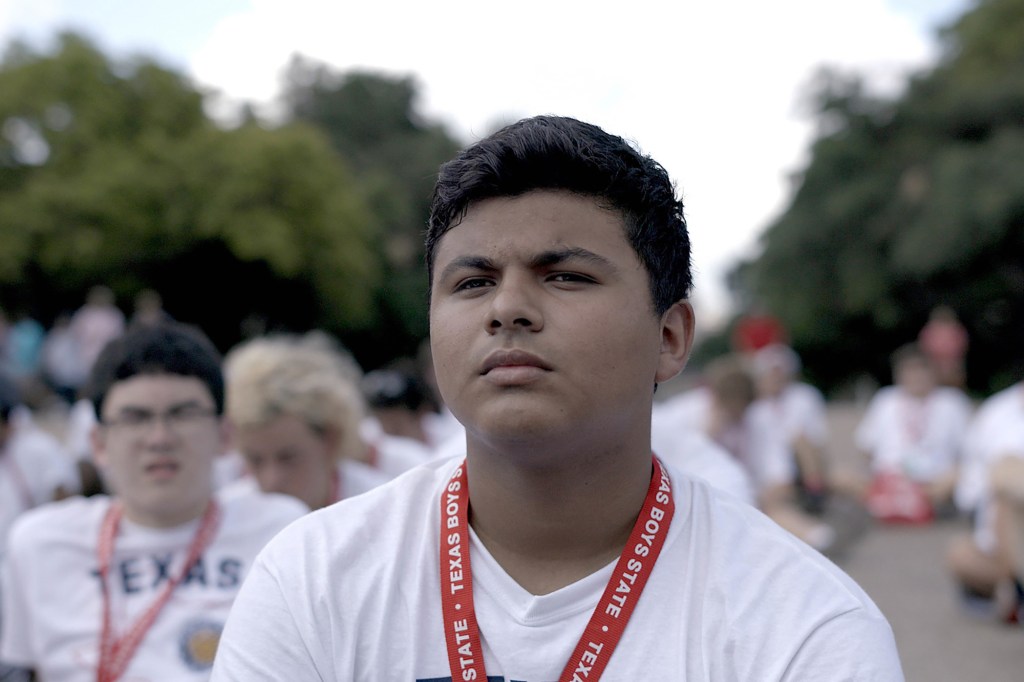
210;554;325;680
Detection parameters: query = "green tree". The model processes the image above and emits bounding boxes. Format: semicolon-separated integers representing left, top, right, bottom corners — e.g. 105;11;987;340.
282;57;463;367
0;34;380;350
732;0;1024;394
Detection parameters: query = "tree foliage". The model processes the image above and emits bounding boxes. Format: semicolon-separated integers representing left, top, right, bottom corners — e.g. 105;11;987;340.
732;0;1024;394
281;58;463;366
0;34;381;351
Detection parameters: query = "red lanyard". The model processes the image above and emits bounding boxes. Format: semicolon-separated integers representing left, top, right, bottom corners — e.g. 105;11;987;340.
439;456;674;682
96;500;221;682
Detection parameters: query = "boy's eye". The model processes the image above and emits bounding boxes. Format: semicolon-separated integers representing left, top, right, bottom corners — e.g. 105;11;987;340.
549;272;593;283
455;278;492;291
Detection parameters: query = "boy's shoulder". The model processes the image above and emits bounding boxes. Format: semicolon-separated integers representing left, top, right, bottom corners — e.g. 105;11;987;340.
668;467;882;615
7;494;109;552
216;486;310;536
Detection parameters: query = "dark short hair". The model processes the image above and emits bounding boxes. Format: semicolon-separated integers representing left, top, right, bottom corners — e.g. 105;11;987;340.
426;115;692;313
87;322;224;419
361;368;430;412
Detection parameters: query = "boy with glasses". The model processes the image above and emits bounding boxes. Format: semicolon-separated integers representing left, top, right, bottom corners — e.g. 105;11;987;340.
0;323;306;680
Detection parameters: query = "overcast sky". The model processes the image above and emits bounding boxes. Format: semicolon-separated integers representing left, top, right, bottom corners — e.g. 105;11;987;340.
0;0;970;326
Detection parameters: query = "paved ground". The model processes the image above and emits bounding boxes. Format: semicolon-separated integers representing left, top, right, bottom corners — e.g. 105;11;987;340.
824;403;1022;681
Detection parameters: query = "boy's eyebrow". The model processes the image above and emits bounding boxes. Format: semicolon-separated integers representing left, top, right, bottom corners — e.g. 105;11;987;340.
530;247;615;270
437;248;615;283
109;398;209;416
437;255;497;284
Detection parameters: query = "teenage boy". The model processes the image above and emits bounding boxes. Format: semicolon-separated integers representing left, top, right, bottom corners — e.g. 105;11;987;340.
212;116;904;680
0;323;307;680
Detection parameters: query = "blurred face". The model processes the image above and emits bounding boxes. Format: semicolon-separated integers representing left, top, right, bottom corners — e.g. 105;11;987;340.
429;190;693;453
757;366;789;398
896;357;936;398
234;413;336;510
92;374;225;528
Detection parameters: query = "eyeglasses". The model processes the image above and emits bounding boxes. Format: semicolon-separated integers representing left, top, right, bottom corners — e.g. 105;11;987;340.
101;404;218;437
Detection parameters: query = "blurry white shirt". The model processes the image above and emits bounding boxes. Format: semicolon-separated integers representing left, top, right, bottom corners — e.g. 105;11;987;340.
750;382;828;448
1;422;79;562
1;488;307;680
655;388;792;491
952;383;1024;553
855;386;972;482
651;420;755;505
359;417;436;479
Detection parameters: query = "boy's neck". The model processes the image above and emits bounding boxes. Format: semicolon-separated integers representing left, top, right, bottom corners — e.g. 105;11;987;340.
120;495;213;530
464;438;655;595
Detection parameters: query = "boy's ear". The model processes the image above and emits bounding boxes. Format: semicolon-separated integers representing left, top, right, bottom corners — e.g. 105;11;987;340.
656;301;695;384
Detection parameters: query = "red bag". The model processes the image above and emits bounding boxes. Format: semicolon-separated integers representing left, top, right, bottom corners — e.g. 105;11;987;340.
864;472;934;524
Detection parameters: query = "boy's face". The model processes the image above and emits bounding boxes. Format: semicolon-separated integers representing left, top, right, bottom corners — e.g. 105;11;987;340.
896;357;936;398
233;413;336;510
428;190;692;450
92;373;226;527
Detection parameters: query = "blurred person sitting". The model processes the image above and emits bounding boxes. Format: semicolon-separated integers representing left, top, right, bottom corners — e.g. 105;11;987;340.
40;312;88;405
917;305;968;390
856;343;972;521
946;379;1024;620
2;308;45;387
651;407;755;505
990;456;1024;624
69;285;126;377
0;372;79;565
129;288;173;330
748;344;830;513
656;356;835;552
0;322;307;680
223;333;390;510
730;304;787;356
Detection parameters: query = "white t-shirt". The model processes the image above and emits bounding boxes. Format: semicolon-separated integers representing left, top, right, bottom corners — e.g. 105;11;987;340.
855;386;973;482
952;383;1024;553
369;433;434;479
211;458;904;681
0;488;307;680
750;382;829;448
0;424;79;561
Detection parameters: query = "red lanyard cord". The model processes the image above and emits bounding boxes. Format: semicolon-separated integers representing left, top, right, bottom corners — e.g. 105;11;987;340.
439;456;674;682
95;500;221;682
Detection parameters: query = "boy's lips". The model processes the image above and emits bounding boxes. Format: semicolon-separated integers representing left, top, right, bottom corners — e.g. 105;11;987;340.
480;349;552;375
144;459;180;478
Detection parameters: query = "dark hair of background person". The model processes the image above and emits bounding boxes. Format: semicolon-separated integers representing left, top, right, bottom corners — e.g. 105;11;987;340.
86;322;225;420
